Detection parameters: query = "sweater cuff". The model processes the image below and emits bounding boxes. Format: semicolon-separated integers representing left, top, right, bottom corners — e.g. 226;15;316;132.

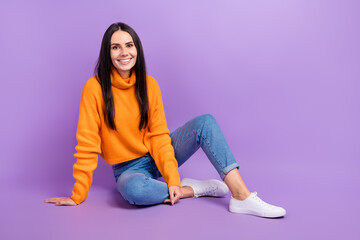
70;194;83;205
165;163;181;187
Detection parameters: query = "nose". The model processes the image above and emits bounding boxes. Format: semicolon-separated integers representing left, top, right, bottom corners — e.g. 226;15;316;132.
119;47;129;57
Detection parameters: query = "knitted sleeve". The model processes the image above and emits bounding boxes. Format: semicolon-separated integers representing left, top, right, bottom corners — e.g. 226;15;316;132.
144;77;181;187
70;79;102;204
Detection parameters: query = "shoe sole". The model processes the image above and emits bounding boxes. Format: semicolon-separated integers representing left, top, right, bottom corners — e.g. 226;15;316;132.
229;205;286;218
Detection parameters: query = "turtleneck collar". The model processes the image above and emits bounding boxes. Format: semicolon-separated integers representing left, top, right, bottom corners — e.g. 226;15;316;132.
110;66;136;89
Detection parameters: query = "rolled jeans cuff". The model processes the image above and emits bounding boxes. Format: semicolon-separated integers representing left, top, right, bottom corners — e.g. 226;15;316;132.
220;163;239;180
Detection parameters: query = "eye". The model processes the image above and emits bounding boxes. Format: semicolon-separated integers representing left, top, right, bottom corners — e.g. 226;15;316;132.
127;43;134;48
112;46;119;50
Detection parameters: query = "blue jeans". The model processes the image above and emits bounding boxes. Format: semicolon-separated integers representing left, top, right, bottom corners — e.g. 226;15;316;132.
112;114;239;205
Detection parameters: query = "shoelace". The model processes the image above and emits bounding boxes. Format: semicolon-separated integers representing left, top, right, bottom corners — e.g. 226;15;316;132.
251;192;274;208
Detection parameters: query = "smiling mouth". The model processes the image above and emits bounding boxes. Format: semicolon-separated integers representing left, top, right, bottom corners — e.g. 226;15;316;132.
118;58;131;63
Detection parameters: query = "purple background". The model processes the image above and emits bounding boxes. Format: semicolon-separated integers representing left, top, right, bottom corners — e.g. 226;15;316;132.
1;0;359;239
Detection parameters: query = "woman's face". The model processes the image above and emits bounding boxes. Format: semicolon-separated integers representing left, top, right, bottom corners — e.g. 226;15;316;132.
110;30;137;78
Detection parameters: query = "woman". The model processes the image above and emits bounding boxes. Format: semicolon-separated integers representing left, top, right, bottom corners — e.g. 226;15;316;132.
45;22;286;218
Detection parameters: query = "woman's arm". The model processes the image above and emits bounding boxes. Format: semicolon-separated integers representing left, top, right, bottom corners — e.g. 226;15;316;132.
45;78;102;206
144;77;181;192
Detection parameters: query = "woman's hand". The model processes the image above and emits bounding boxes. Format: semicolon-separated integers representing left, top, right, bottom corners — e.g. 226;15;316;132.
44;197;77;206
163;186;183;205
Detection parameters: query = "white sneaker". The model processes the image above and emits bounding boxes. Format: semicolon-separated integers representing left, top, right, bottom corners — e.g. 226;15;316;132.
181;178;229;198
229;192;286;218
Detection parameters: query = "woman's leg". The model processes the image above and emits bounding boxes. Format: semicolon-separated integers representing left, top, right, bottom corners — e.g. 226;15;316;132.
117;171;169;205
113;154;171;205
169;114;286;218
224;168;250;200
168;114;250;199
170;114;238;177
113;152;195;205
120;114;249;202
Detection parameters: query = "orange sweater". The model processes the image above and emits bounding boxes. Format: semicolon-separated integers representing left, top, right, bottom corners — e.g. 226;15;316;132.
70;67;181;204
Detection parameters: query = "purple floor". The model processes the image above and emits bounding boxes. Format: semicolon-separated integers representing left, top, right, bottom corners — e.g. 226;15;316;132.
2;151;358;240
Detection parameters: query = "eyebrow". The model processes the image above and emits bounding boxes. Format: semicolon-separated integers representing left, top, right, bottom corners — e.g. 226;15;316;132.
111;42;134;45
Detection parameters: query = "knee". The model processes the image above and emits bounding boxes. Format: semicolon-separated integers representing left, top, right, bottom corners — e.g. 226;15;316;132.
117;173;150;205
197;114;217;128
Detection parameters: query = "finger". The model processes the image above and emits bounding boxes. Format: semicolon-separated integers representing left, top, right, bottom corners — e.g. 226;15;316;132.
45;198;59;203
45;198;57;202
173;192;181;204
163;199;171;204
55;201;68;206
169;189;175;205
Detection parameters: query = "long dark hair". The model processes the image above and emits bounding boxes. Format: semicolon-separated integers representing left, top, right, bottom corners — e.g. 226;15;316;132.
95;22;149;131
